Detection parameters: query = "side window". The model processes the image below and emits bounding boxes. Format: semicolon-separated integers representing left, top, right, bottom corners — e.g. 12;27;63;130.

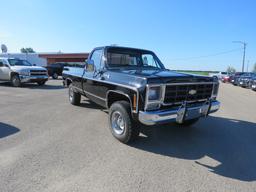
141;54;159;68
0;60;3;67
90;49;103;71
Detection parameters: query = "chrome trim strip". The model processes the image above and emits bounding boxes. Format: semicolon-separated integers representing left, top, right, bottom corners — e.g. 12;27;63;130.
74;87;106;101
68;75;140;113
84;76;139;113
145;81;218;87
85;76;138;92
86;91;106;101
162;99;209;106
165;82;218;86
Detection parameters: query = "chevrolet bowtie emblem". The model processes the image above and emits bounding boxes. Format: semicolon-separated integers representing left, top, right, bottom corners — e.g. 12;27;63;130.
189;89;197;95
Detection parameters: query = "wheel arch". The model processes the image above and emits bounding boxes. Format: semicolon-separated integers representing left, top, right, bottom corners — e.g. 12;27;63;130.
106;90;134;113
10;72;19;80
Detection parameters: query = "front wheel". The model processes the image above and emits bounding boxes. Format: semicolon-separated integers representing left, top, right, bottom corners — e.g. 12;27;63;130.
69;84;81;105
109;101;140;144
11;74;21;87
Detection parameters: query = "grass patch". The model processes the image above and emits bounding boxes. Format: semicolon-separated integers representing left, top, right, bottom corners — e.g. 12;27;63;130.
174;70;210;76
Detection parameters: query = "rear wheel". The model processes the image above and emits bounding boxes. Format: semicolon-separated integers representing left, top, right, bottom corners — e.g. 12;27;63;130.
109;101;140;143
11;74;21;87
69;84;81;105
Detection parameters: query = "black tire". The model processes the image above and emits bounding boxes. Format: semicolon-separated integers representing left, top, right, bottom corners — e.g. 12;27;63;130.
69;84;81;105
11;74;21;87
37;81;46;86
175;118;199;127
52;73;58;79
109;101;140;144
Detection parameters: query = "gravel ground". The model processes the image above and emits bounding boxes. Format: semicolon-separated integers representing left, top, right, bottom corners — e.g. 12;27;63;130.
0;80;256;192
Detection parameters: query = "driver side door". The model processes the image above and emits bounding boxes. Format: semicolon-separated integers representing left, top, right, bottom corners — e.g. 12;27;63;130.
82;48;106;106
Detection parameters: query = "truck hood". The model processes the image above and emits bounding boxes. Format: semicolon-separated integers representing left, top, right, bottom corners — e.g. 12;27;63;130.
10;66;47;72
109;69;214;86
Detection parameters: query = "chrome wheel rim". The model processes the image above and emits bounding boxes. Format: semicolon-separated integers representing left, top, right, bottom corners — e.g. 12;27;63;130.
111;111;125;135
69;86;74;101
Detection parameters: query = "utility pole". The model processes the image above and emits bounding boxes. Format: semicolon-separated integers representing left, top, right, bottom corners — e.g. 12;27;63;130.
247;60;249;72
233;41;247;72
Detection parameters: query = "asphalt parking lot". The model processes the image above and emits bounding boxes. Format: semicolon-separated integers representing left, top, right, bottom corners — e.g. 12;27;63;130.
0;80;256;192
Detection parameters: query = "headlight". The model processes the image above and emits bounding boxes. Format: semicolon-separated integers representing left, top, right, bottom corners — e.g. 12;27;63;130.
148;86;161;101
145;85;164;111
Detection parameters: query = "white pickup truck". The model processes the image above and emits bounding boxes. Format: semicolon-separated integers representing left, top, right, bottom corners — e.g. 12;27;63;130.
0;57;48;87
209;71;228;80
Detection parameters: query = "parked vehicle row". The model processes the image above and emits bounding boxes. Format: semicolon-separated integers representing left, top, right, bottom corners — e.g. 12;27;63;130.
63;46;220;143
220;72;256;91
237;73;256;88
0;57;48;87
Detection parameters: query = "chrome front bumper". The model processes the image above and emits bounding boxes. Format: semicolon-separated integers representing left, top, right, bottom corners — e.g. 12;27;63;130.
19;75;49;83
139;100;220;125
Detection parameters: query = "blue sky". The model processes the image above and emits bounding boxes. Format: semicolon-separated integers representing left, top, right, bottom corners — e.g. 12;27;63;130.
0;0;255;71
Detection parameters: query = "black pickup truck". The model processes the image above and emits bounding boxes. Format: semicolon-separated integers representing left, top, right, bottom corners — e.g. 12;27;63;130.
63;46;220;143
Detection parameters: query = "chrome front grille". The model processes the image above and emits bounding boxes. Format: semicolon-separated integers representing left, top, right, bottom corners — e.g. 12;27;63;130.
30;70;47;76
164;83;214;104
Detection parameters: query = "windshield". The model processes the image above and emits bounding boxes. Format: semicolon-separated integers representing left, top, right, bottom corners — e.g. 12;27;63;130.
8;59;32;66
107;48;164;69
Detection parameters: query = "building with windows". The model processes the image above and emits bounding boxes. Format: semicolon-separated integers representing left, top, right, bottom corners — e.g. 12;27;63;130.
0;52;89;67
39;53;89;65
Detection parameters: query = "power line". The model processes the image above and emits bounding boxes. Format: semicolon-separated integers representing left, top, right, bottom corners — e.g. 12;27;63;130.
170;48;242;61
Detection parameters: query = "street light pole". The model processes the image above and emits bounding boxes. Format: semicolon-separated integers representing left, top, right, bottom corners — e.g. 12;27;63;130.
233;41;247;72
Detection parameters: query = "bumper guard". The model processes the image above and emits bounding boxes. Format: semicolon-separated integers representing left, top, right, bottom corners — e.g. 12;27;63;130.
139;100;220;125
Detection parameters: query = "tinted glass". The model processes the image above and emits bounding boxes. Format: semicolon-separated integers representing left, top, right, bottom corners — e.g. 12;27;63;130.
142;54;159;68
107;48;164;69
8;59;32;66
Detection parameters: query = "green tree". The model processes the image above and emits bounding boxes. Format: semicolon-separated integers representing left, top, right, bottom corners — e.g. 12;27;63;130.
226;66;236;74
20;47;35;53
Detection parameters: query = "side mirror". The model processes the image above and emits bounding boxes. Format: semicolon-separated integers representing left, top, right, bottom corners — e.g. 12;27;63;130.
33;64;36;66
85;59;95;72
